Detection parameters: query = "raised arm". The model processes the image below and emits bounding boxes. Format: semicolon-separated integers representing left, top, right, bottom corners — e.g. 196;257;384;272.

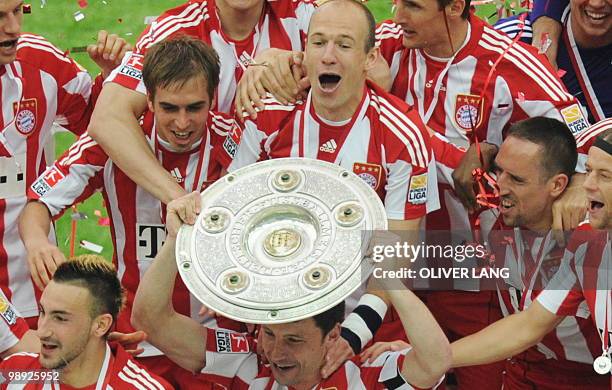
131;192;206;372
371;229;451;389
451;300;564;367
87;83;185;204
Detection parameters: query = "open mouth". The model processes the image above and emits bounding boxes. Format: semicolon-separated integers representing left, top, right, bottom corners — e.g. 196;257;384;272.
583;9;610;24
500;198;515;212
318;73;342;93
589;200;605;212
584;9;609;20
0;39;18;49
272;362;297;373
41;342;59;353
171;130;191;140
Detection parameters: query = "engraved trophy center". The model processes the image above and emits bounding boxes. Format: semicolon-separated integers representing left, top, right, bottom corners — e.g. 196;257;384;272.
264;228;302;258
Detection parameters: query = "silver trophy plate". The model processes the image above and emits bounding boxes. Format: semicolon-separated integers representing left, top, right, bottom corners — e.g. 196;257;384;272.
176;158;387;324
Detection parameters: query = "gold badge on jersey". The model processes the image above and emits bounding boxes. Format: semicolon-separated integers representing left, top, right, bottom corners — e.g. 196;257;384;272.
0;295;17;325
12;98;38;136
353;162;382;191
454;94;484;132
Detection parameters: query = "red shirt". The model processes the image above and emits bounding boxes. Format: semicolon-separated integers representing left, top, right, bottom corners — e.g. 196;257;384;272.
0;344;174;389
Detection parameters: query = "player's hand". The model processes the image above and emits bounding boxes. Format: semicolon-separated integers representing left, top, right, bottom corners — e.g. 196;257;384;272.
108;330;147;356
235;49;307;120
531;16;561;70
166;191;202;239
552;175;588;246
360;340;410;364
88;30;132;79
321;336;354;379
452;142;498;213
198;304;217;318
25;241;66;290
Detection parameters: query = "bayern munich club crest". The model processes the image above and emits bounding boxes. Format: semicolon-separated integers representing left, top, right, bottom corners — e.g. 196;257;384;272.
13;98;37;136
353;162;382;191
454;94;484;131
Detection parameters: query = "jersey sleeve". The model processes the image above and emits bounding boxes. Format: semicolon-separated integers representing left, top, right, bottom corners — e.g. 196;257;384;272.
295;0;317;44
375;21;405;84
107;1;208;94
380;99;439;220
201;328;259;388
224;96;289;171
494;13;534;43
536;252;585;317
493;38;589;139
574;118;612;173
0;292;29;354
18;34;94;136
27;133;107;218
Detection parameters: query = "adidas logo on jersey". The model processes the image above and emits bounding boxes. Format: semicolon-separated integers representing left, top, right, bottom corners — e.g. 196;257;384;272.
170;168;184;183
319;139;337;153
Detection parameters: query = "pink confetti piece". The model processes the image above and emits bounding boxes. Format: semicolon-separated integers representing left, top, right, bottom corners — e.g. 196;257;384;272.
78;0;88;8
557;68;566;78
98;217;110;226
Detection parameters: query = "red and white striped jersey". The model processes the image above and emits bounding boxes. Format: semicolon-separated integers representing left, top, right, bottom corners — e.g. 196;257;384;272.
376;15;587;232
222;82;439;220
0;344;173;389
26;110;232;356
0;34;95;318
201;328;422;390
108;0;316;114
575;118;612;172
0;290;28;354
491;226;602;364
536;224;611;364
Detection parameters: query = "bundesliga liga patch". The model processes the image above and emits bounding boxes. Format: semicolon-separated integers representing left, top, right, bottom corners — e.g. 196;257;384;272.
0;296;17;326
215;330;250;353
223;125;242;159
29;166;65;199
118;53;144;80
560;104;588;135
408;173;427;205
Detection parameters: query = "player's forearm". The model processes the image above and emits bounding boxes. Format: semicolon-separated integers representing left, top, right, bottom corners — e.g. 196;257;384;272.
18;201;52;250
387;286;451;388
133;235;208;372
132;237;178;332
88;85;185;204
452;308;551;367
2;330;40;358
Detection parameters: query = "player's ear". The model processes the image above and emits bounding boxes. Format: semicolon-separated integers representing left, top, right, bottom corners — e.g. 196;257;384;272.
324;323;341;347
146;92;155;113
445;0;466;19
549;173;570;198
92;313;114;338
364;46;380;73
